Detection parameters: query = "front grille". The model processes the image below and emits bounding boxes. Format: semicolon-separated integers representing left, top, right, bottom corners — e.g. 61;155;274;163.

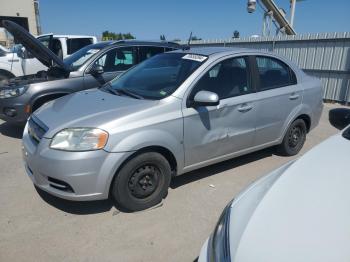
28;116;48;143
48;177;75;193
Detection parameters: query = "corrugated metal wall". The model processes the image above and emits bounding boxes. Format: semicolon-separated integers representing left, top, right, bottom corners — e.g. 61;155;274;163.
188;33;350;103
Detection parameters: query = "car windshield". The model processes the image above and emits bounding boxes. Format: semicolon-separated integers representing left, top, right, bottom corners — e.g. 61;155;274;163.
64;45;103;71
107;53;207;100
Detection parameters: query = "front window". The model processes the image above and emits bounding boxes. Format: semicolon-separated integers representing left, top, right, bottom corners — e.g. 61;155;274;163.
106;53;207;100
190;56;253;100
94;47;136;72
63;45;103;71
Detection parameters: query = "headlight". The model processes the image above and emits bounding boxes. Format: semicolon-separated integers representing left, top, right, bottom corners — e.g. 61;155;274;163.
207;200;233;262
50;128;109;151
0;86;28;98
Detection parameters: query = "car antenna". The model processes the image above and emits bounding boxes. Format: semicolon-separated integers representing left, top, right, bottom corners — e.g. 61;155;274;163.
183;32;192;51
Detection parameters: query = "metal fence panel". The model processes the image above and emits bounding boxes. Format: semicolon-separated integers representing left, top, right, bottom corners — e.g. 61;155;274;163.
187;33;350;103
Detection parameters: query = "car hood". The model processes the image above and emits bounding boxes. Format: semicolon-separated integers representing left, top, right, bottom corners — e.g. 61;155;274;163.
33;88;160;138
233;134;350;262
2;20;68;71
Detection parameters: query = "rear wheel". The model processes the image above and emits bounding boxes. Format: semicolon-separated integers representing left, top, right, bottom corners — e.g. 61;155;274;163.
111;152;171;212
278;119;307;156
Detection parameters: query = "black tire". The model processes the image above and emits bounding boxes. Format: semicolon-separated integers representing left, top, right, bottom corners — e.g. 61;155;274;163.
111;152;171;212
278;119;307;156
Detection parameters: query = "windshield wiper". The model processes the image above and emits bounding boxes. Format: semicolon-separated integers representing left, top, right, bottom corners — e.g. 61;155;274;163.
100;83;120;96
117;88;144;100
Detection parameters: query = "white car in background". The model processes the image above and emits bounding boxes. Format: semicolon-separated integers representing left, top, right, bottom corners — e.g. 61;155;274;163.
199;107;350;262
0;34;97;81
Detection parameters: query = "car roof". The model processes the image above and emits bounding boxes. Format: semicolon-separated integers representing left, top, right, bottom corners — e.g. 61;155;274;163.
38;34;96;39
81;40;181;52
171;46;261;56
108;40;181;48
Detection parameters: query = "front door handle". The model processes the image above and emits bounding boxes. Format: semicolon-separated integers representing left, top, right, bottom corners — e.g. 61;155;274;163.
289;93;300;100
238;104;253;112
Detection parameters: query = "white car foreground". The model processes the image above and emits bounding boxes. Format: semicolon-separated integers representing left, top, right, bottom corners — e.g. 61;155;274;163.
199;108;350;262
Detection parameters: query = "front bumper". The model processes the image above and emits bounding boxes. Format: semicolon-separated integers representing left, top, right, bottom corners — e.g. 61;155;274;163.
0;97;29;124
22;124;132;201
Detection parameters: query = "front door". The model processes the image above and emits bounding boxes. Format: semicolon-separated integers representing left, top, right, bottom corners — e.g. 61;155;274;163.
182;56;257;167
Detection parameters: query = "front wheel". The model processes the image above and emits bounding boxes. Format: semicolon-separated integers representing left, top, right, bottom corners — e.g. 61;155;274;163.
277;119;307;156
111;152;171;212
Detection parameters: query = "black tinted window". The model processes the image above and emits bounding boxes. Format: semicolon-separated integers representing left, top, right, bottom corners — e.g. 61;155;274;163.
191;57;252;100
67;38;94;55
139;46;165;62
256;56;295;91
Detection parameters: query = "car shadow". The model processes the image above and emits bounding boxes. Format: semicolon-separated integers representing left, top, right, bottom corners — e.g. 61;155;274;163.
0;122;24;139
35;186;114;215
170;147;275;189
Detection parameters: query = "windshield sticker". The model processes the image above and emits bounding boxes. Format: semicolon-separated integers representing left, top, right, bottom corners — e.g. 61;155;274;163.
160;90;167;96
182;54;207;62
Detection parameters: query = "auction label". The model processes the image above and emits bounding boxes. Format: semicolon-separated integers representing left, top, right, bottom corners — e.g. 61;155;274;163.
182;54;207;62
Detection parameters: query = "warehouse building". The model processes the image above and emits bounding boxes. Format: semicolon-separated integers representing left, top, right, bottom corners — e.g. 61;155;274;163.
0;0;41;47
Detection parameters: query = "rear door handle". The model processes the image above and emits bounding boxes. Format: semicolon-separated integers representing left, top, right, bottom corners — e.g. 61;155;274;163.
238;104;253;112
289;93;300;100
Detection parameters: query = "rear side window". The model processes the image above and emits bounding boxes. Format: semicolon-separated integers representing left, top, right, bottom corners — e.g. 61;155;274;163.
139;46;165;62
256;56;296;91
191;57;253;100
67;38;94;55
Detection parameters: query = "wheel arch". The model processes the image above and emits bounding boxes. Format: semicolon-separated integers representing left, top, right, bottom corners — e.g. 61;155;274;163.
31;92;70;112
108;145;178;197
0;69;15;79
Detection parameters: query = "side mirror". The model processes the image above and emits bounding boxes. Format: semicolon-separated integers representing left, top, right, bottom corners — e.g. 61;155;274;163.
16;47;25;59
329;108;350;130
90;64;104;76
191;91;219;107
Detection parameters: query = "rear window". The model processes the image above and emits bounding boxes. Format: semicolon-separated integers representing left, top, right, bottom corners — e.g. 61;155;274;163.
256;56;296;91
67;38;94;55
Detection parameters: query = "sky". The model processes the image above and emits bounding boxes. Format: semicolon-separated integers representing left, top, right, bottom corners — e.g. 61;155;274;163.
39;0;350;40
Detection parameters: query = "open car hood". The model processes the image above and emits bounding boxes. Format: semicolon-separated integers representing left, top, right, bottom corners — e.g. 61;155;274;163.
2;20;69;71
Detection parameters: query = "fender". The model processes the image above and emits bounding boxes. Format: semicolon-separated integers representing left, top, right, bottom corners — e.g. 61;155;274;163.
105;129;185;173
278;103;312;143
31;92;71;111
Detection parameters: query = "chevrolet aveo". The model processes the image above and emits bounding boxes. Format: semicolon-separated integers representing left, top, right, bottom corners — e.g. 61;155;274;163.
22;47;323;211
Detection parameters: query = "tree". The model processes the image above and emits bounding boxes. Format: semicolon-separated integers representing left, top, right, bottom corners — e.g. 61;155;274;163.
233;30;240;39
160;34;166;41
102;31;136;41
191;35;202;41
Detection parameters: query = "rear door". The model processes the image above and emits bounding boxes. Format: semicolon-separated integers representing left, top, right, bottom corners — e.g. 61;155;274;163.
253;55;302;146
183;56;257;167
83;46;137;88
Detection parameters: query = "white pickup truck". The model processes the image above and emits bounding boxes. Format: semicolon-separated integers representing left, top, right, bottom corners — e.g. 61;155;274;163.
0;34;97;81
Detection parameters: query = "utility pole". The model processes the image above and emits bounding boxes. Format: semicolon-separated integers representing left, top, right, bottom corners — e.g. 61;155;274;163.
290;0;296;27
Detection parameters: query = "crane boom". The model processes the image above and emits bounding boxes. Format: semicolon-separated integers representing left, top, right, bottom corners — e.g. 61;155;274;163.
260;0;296;35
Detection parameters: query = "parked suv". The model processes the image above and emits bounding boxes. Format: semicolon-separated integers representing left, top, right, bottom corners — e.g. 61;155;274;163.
0;33;97;80
0;20;180;124
22;47;323;211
